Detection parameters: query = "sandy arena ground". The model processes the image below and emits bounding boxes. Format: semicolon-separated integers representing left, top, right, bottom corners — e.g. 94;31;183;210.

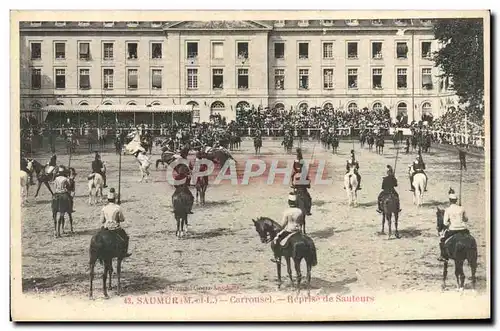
19;138;488;305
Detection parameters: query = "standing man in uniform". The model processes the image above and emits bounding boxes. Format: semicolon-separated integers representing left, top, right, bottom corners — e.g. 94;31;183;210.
100;188;132;258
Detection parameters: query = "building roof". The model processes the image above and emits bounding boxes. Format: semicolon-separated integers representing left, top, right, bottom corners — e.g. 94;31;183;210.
20;19;435;32
41;104;194;113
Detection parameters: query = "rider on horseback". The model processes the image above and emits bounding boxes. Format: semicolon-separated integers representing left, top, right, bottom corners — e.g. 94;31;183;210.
346;150;362;190
438;189;470;262
271;192;304;264
173;147;194;214
46;153;57;181
376;165;402;213
409;151;428;192
100;188;132;258
21;153;35;185
53;166;75;213
291;148;312;216
91;152;107;188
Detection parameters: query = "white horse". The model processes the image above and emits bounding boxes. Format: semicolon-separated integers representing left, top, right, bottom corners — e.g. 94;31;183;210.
125;131;152;182
20;170;30;205
412;173;427;207
88;172;104;205
344;168;359;207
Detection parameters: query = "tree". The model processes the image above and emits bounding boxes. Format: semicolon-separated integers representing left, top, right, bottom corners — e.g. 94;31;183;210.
433;18;484;113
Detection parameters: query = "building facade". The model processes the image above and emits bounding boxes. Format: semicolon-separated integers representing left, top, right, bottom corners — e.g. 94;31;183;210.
20;19;459;124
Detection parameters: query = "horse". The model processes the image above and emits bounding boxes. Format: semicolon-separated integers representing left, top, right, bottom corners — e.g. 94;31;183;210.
411;135;418;152
320;131;329;149
20;170;30;206
172;186;194;238
294;188;310;234
252;217;317;291
411;172;427;207
125;131;153;182
376;136;385;154
156;150;176;169
229;132;241;151
135;151;152;183
436;208;477;291
88;129;98;152
282;134;294;154
344;168;358;207
205;147;235;168
66;135;79;154
253;136;262;155
380;192;400;239
31;159;55;198
89;229;126;299
367;135;375;151
88;172;104;205
51;192;74;238
195;173;209;206
331;135;339;154
359;131;366;148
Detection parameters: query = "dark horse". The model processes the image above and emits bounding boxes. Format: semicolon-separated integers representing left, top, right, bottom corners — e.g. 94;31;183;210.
31;159;54;197
330;135;339;154
436;208;477;291
172;185;194;238
376;136;385;154
253;136;262;155
89;229;126;299
380;192;400;239
294;188;311;234
205;148;235;168
252;217;317;291
367;135;375;151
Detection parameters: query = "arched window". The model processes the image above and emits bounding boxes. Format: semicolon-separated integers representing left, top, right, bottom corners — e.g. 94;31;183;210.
151;101;161;106
102;101;113;105
373;102;383;112
448;106;456;112
397;102;407;114
31;102;42;109
298;102;308;111
187;101;200;117
79;101;89;106
211;101;225;111
323;102;333;110
422;102;433;122
127;101;137;106
348;102;358;112
236;101;250;110
274;102;285;110
56;100;64;106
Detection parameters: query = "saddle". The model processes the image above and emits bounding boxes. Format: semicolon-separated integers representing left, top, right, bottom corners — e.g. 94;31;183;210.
279;231;300;247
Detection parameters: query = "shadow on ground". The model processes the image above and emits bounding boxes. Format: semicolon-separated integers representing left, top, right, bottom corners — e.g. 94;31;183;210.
189;227;234;240
397;227;423;238
309;276;358;294
357;201;378;208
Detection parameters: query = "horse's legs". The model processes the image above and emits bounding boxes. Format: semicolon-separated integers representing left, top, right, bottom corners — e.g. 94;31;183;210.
57;213;64;237
195;187;199;204
117;258;122;294
294;258;302;291
44;181;54;195
394;213;400;238
53;211;58;237
387;214;392;239
175;215;181;238
381;213;385;234
34;181;43;198
89;257;97;299
108;261;113;290
468;250;478;289
285;256;293;286
103;260;110;298
455;260;465;290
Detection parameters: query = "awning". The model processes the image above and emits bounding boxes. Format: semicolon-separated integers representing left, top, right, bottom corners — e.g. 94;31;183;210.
41;105;194;113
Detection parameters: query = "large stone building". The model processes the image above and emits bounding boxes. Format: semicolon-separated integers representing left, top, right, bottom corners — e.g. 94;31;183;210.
19;19;459;125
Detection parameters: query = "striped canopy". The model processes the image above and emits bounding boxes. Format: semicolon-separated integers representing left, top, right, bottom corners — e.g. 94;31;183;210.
40;104;194;113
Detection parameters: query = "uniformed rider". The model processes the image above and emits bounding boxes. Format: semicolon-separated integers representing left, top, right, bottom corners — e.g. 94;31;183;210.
91;152;107;188
270;192;304;263
346;150;362;190
100;188;132;258
409;151;428;192
376;165;401;213
438;189;469;261
291;150;312;216
173;147;194;214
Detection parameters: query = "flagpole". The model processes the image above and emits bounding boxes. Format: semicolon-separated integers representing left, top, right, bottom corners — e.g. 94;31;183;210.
459;160;463;207
116;115;122;204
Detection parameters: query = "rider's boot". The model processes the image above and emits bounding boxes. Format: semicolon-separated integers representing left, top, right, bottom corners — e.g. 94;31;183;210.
437;240;447;262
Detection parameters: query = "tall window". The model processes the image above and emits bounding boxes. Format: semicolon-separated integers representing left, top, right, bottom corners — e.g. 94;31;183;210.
323;42;333;59
347;42;358;59
237;42;249;59
373;102;383;112
212;42;224;59
31;68;41;89
421;42;432;59
372;68;383;89
103;69;114;89
397;102;408;116
348;103;358;112
55;43;65;59
187;42;198;59
127;69;138;89
396;42;408;59
31;43;41;60
397;68;408;88
372;42;383;59
152;69;162;89
55;69;65;89
348;68;358;88
79;68;90;89
79;42;90;60
103;43;114;60
298;69;309;90
237;68;249;89
422;68;433;89
212;68;223;89
323;69;334;89
274;69;285;90
187;68;198;89
127;43;138;59
151;43;162;59
275;42;285;59
298;43;309;59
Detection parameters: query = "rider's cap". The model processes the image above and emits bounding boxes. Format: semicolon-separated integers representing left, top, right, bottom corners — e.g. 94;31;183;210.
449;193;458;200
107;191;116;200
288;193;297;202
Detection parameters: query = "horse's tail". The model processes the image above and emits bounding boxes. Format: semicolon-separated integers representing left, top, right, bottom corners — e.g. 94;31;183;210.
348;174;353;190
